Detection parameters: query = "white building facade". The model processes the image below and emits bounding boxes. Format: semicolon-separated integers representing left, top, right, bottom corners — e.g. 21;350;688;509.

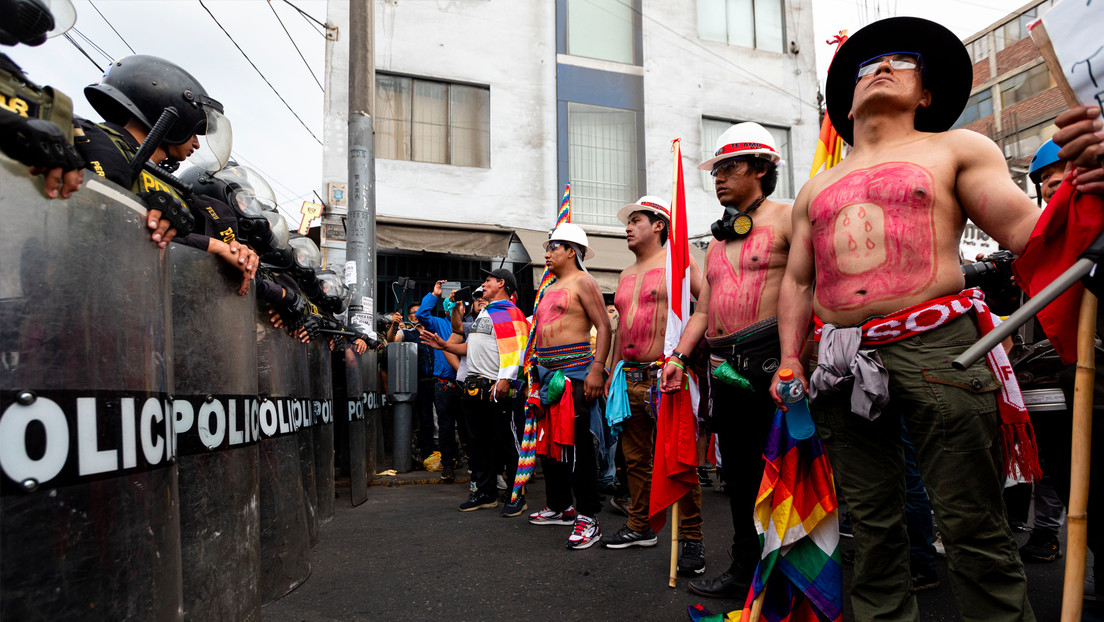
322;0;820;308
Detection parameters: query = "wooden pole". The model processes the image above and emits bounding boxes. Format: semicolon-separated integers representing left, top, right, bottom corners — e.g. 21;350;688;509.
669;500;680;587
1061;290;1097;621
747;589;766;621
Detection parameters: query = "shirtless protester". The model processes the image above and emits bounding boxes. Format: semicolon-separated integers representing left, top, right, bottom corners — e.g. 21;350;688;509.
526;223;612;550
602;196;706;576
659;123;793;598
774;17;1041;621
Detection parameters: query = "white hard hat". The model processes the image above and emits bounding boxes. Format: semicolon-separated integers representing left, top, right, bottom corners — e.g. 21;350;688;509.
617;195;671;225
544;222;594;261
698;122;781;170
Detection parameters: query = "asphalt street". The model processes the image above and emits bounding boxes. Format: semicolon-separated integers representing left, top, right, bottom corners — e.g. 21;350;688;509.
262;471;1082;621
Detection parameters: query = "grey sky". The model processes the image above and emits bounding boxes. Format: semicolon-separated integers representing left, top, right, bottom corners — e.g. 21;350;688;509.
8;0;1029;225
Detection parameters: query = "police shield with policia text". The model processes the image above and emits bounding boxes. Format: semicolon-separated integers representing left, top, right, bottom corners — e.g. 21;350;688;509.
775;17;1046;621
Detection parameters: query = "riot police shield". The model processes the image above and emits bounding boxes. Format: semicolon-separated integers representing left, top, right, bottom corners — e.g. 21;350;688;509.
343;346;368;506
293;341;319;547
0;161;182;619
256;315;311;604
170;243;261;621
309;340;334;522
361;348;381;483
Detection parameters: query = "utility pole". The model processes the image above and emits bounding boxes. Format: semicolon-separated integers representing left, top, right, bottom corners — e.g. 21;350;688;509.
346;0;376;336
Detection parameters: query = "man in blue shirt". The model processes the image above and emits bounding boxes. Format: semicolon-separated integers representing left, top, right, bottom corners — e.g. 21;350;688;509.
417;281;462;481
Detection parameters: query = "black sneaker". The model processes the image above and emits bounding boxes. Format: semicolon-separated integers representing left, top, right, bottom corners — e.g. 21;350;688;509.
1020;530;1062;563
608;495;631;517
678;540;706;576
501;496;528;518
601;525;658;549
458;493;498;512
698;467;713;487
441;464;455;482
688;568;749;599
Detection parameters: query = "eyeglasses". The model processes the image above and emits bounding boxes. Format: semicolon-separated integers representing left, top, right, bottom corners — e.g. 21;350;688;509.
855;52;922;83
710;159;747;178
546;241;566;252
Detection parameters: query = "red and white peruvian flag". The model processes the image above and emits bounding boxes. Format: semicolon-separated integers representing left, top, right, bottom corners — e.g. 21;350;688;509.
664;138;691;357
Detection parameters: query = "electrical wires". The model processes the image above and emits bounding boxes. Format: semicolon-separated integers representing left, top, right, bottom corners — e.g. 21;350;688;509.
198;0;323;145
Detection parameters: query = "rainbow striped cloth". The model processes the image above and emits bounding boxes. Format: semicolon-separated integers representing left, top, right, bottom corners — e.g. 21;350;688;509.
739;408;842;622
484;299;529;381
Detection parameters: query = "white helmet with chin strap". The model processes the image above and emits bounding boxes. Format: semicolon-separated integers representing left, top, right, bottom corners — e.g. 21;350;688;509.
544;222;593;271
698;122;781;170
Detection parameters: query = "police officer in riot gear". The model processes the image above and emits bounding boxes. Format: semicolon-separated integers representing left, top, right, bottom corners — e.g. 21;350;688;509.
0;0;83;199
74;54;256;291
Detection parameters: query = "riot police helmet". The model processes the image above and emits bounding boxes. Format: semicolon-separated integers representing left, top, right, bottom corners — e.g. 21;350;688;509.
0;0;75;47
85;55;232;170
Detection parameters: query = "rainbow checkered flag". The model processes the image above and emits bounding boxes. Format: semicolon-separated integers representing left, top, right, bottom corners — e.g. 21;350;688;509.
810;32;849;178
510;185;571;503
739;409;842;622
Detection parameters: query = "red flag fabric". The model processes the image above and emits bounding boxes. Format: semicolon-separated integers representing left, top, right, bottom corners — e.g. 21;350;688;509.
648;388;700;532
1012;180;1104;364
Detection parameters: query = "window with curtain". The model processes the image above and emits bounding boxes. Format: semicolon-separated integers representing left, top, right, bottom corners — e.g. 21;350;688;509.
701;118;794;200
566;0;636;65
568;102;638;227
698;0;784;53
374;73;490;168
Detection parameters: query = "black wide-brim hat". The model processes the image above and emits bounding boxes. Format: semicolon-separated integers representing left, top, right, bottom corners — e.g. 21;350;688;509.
826;16;972;146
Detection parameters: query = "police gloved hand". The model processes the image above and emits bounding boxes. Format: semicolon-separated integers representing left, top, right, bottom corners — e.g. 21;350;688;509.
0;113;85;199
300;315;322;342
142;190;195;238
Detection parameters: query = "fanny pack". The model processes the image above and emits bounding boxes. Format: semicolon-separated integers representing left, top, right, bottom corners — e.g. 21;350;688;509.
709;318;781;389
463;376;495;400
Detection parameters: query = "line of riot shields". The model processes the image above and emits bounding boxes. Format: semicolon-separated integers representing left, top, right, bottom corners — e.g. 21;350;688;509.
0;161;386;620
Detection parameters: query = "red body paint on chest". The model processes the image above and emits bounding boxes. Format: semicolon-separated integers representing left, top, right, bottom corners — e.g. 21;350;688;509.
809;162;937;310
707;228;773;333
616;269;665;358
536;288;570;331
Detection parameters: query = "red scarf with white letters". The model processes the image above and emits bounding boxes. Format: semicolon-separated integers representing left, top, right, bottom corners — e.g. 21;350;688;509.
814;288;1041;481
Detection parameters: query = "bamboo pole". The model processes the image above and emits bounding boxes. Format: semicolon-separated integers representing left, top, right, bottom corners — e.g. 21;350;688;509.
669;500;680;587
1061;290;1097;621
747;589;766;621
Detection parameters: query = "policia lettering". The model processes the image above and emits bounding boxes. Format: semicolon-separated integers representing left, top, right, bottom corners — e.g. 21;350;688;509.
348;391;381;422
0;390;334;493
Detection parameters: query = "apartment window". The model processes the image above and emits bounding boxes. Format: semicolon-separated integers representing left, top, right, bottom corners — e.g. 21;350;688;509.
953;89;994;128
701;118;793;200
698;0;784;54
995;6;1040;51
568;102;638;227
1003;122;1052;161
566;0;635;65
967;37;990;64
375;74;490;167
1000;64;1055;108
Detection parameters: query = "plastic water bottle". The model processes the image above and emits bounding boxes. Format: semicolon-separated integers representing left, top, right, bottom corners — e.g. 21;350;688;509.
776;368;815;440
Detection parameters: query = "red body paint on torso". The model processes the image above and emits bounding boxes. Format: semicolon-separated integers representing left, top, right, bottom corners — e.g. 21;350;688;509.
535;288;570;345
707;228;773;336
615;269;665;361
810;162;937;311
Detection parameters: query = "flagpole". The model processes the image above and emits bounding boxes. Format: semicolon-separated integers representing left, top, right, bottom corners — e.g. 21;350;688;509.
669;500;680;588
1060;291;1097;621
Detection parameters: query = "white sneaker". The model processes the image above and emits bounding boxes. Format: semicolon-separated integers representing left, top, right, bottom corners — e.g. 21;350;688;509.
497;474;508;490
567;515;601;550
528;505;577;526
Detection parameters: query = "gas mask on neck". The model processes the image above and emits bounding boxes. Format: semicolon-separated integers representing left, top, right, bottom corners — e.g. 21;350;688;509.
710;196;765;241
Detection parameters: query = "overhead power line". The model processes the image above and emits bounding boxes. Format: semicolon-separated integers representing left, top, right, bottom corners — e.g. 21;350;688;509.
267;0;325;91
63;33;104;72
88;0;136;55
283;0;328;33
71;28;114;63
199;0;323;145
